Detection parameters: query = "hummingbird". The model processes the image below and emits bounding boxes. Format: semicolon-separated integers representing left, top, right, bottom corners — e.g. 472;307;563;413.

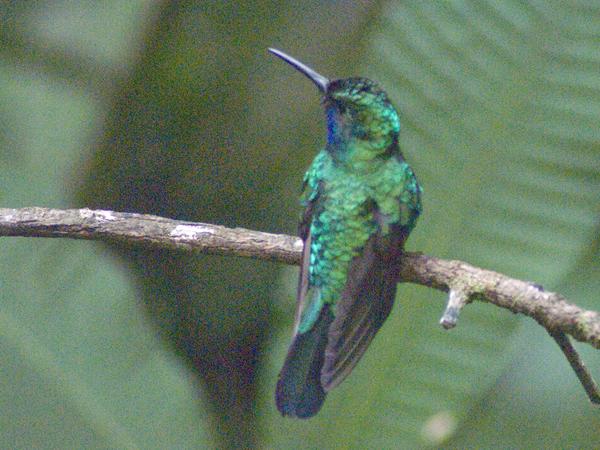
270;48;422;418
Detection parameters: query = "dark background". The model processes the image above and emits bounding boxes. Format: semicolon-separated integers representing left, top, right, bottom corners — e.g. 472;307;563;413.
1;1;599;448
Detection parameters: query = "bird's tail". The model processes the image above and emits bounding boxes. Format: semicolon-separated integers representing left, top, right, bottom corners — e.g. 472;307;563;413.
275;305;333;418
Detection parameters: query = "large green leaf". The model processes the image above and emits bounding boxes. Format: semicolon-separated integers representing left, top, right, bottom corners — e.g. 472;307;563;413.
264;1;600;448
2;2;599;448
0;3;210;448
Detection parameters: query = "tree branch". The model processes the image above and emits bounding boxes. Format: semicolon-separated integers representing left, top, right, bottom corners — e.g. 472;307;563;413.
1;207;599;403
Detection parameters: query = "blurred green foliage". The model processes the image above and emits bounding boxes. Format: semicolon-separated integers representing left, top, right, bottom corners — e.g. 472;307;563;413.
0;1;598;448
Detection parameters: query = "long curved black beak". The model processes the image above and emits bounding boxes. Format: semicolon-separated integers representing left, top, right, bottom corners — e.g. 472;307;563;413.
268;48;329;93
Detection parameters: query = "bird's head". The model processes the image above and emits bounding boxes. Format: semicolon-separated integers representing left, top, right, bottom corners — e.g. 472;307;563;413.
269;48;400;160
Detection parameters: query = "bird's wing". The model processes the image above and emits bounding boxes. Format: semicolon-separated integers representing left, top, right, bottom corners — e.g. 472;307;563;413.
320;207;411;391
275;159;331;418
293;153;328;333
293;188;317;333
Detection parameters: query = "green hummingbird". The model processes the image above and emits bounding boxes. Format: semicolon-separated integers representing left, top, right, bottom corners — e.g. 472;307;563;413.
270;48;422;418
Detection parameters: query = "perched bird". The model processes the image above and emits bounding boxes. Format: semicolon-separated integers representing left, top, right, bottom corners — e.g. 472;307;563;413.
270;48;422;418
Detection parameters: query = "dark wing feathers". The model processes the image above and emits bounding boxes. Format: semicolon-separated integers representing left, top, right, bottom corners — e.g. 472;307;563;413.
294;182;320;332
276;180;327;417
321;220;409;391
294;231;312;332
